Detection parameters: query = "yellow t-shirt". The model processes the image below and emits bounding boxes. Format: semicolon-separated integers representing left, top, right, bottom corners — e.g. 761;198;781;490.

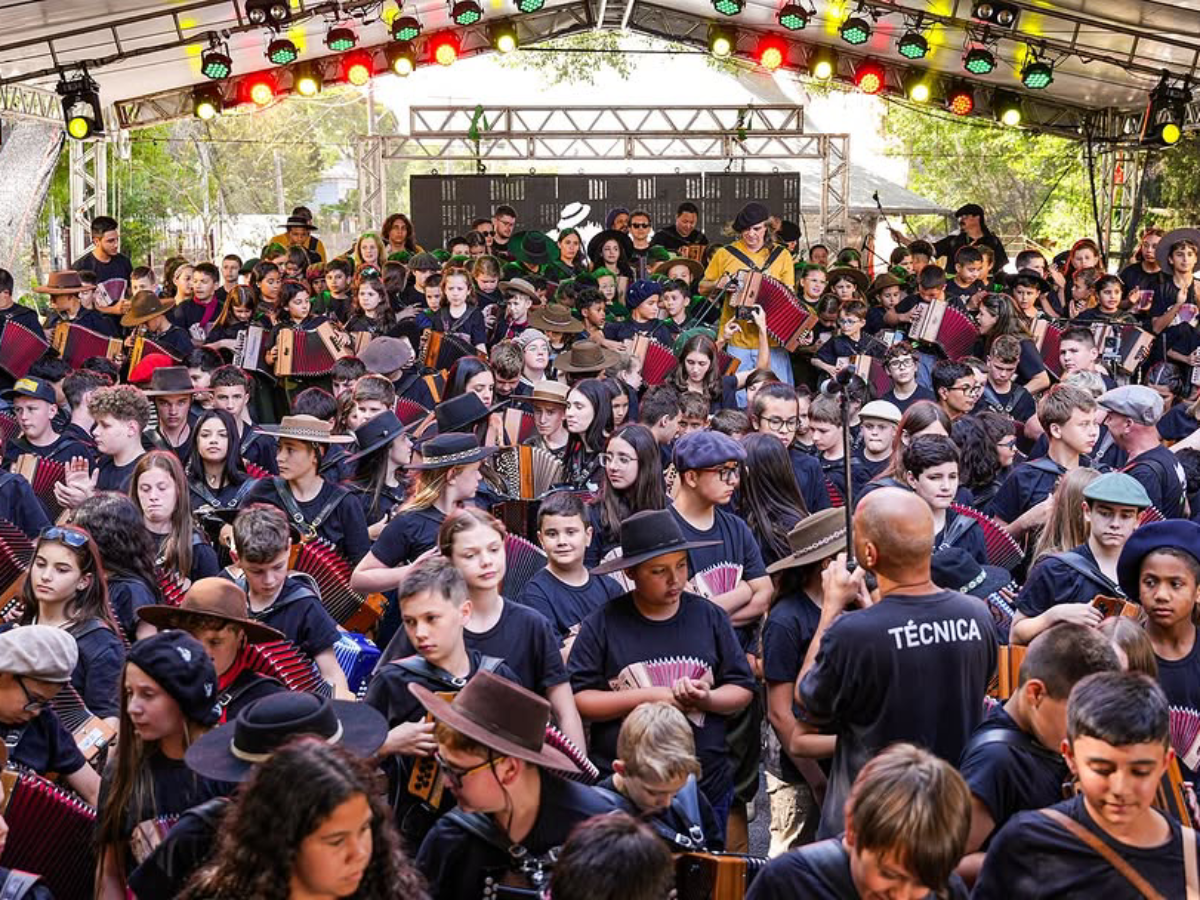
704;240;796;350
270;233;328;264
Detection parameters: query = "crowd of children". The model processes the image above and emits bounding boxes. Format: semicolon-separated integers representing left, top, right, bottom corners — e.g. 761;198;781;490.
0;201;1195;898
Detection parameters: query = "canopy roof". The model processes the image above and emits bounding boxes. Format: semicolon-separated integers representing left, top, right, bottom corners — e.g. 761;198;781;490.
1;1;1197;136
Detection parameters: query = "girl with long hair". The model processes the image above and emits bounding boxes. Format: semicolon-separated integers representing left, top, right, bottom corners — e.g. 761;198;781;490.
562;379;612;491
974;292;1051;394
557;228;587;274
669;330;768;414
206;285;257;349
353;233;386;270
444;357;501;447
95;631;228;900
737;433;810;568
186;409;255;521
588;424;666;567
435;508;584;748
1029;466;1101;565
16;524;123;725
163;258;193;302
382;212;420;255
348;411;414;538
248;261;282;322
951;413;1004;510
433;268;488;354
131;451;220;588
344;277;399;338
72;492;166;644
181;737;425;900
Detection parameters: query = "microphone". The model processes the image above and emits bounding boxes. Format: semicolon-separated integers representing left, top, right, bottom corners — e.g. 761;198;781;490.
819;367;856;396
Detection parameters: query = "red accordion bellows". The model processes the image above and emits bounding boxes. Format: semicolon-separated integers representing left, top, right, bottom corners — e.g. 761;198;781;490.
630;334;679;386
0;322;49;379
394;397;431;426
1032;320;1063;376
908;302;979;361
0;519;33;611
289;539;385;632
950;504;1023;571
50;323;122;369
12;454;65;522
0;770;97;900
275;323;347;378
502;533;547;600
245;639;329;694
545;726;599;784
158;571;188;607
736;273;817;352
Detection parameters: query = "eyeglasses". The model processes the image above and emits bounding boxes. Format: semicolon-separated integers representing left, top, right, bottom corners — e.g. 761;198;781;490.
887;357;915;370
700;465;741;484
15;676;50;714
998;438;1018;450
837;317;863;327
762;416;800;432
435;752;507;789
600;452;637;467
631;222;651;229
40;526;87;548
478;229;494;236
950;383;983;396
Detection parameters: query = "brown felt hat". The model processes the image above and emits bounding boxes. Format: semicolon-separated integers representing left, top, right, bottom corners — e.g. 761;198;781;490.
527;303;584;334
138;577;283;644
765;508;849;574
553;340;618;374
121;289;177;327
35;271;87;295
142;366;201;397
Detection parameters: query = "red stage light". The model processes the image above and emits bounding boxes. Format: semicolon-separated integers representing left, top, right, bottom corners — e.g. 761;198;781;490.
247;75;275;106
948;86;974;115
854;61;885;94
344;51;373;86
758;39;786;71
433;35;459;66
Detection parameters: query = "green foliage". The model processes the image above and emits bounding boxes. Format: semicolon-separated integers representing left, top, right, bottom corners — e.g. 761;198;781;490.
497;30;633;85
1150;134;1200;226
880;104;1093;252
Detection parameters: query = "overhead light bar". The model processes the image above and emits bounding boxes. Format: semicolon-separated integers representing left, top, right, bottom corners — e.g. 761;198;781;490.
392;15;422;42
777;3;810;31
326;27;358;52
266;37;299;66
58;71;104;140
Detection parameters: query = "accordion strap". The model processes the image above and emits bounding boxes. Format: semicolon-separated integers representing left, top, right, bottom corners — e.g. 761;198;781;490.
271;477;348;535
1056;551;1123;598
1038;808;1165;900
724;244;784;275
0;871;43;900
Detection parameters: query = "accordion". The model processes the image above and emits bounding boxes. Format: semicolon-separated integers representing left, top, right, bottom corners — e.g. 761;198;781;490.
245;639;330;695
692;563;742;600
949;505;1023;571
612;656;714;726
503;533;547;601
395;397;432;427
732;272;816;352
13;454;66;523
1031;319;1064;376
288;539;386;633
492;445;565;501
501;408;536;446
0;414;17;448
407;691;457;808
0;322;48;379
676;852;769;900
0;520;33;611
275;322;349;378
839;354;891;397
418;330;477;373
158;570;188;607
233;324;273;377
48;683;116;765
333;632;381;696
989;644;1027;700
908;301;979;361
128;331;181;372
50;322;122;369
130;814;181;866
0;768;96;900
1089;323;1152;375
681;244;706;263
631;334;679;386
1160;756;1197;828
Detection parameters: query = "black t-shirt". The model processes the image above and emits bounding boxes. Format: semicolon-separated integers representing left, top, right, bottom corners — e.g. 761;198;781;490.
746;837;969;900
1119;263;1164;303
2;432;93;470
882;383;937;414
365;650;519;729
1125;445;1188;519
798;590;998;838
650;225;708;253
603;319;659;343
517;568;624;642
815;335;877;367
973;382;1036;426
960;706;1068;846
790;445;832;514
974;793;1200;899
247;576;341;658
72;250;134;287
69;619;125;719
987;458;1069;524
370;506;445;566
96;454;143;493
933;231;1009;271
1017;544;1119;617
945;278;986;308
934;508;988;568
1154;626;1200;787
168;297;220;333
0;471;50;540
432;305;488;348
220;668;285;724
127;797;231;900
5;708;86;776
242;477;371;563
761;591;822;785
153;530;219;585
568;591;756;803
415;771;616;900
109;575;159;643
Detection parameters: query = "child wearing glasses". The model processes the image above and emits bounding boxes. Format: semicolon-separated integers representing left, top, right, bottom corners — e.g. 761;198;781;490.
365;557;518;847
14;525;124;730
881;341;937;414
813;299;880;380
750;383;829;515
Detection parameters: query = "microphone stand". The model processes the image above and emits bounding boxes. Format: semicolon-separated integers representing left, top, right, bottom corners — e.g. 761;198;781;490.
840;385;856;569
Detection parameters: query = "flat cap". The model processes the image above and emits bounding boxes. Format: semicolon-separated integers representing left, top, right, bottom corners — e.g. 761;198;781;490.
673;430;746;474
1082;472;1152;510
1098;385;1163;426
0;625;78;684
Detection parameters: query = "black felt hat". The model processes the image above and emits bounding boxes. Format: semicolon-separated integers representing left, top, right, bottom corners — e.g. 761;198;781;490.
591;509;719;575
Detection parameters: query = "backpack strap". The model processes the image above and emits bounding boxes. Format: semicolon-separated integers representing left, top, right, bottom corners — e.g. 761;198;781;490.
962;725;1063;765
393;655;469;691
0;871;43;900
1038;807;1166;900
271;476;350;535
939;511;978;551
1055;550;1123;598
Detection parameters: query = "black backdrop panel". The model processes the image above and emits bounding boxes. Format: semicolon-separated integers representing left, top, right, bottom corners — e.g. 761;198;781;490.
409;173;801;250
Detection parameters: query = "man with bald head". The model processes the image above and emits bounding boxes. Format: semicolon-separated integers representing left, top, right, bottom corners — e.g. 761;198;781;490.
793;488;998;838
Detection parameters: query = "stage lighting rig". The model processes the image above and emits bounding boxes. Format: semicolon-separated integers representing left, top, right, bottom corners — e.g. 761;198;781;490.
58;71;104;140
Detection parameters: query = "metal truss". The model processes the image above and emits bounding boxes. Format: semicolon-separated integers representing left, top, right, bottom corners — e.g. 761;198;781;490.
68;138;108;261
359;105;851;242
0;83;63;124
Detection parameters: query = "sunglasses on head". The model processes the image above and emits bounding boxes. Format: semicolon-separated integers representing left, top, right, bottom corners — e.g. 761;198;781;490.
40;527;87;548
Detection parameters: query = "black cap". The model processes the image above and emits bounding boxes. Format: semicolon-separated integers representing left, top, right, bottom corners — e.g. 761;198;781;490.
954;203;985;218
733;202;770;232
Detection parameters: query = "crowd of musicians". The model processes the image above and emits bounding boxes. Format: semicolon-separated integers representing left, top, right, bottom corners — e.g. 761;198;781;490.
0;197;1196;899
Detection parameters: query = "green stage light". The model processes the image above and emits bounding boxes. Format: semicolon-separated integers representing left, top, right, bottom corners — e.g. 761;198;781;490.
1021;58;1053;90
391;15;422;42
712;0;745;17
201;49;232;80
266;38;299;66
964;47;996;75
897;31;928;60
777;3;809;31
840;16;871;46
326;27;357;52
516;0;545;11
451;0;483;26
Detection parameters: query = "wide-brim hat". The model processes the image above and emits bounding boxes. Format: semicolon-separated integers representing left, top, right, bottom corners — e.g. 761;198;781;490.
867;273;904;298
410;669;580;774
931;547;1012;599
1006;268;1053;295
409;432;497;470
591;509;720;575
955;203;985;219
777;220;802;243
528;303;584;334
137;577;283;644
826;266;869;293
766;508;849;574
553;340;619;374
528;381;569;407
1156;228;1200;271
35;270;87;295
258;414;354;444
1117;520;1200;600
499;277;541;302
653;256;704;282
280;215;317;231
121;289;177;327
435;392;501;435
509;231;562;268
186;692;387;783
143;365;201;397
557;202;591;231
346;410;406;463
587;229;634;266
